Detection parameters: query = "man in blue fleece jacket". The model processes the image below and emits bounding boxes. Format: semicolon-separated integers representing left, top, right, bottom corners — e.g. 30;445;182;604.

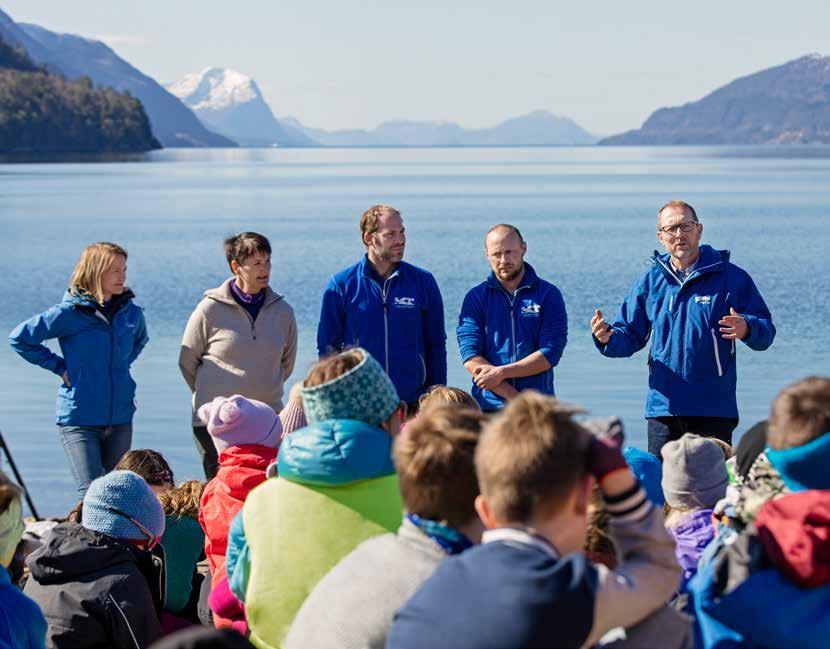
317;204;446;410
456;224;567;411
592;200;775;455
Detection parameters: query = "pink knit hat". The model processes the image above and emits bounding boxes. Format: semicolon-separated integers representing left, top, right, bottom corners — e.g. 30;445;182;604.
197;395;282;452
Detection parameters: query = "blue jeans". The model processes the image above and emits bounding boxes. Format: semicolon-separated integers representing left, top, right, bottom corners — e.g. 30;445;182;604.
59;423;133;498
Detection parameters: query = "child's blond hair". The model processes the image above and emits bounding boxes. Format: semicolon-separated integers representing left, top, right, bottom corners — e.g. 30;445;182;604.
158;481;204;519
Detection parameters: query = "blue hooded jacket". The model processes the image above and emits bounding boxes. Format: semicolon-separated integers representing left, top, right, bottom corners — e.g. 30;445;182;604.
0;565;46;649
316;257;446;403
595;245;775;418
456;262;567;411
9;290;148;426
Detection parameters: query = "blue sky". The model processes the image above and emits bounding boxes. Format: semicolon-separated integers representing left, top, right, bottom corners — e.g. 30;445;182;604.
3;1;828;135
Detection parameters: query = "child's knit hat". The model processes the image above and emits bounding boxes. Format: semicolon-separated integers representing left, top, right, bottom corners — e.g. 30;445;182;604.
301;348;400;426
197;395;281;452
82;470;165;541
661;434;728;510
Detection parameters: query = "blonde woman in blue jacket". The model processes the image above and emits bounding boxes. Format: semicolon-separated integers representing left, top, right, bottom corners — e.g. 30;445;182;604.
9;242;148;497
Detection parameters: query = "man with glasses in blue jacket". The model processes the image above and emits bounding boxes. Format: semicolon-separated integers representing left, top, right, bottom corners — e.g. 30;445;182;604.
457;224;568;412
592;200;776;456
317;204;447;413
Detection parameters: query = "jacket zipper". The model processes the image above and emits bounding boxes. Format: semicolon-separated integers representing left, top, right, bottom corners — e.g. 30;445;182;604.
94;310;115;424
381;275;396;374
710;328;723;377
501;286;527;387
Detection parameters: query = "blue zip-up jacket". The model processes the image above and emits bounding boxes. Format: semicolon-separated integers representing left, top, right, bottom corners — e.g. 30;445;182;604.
317;256;446;403
9;290;148;426
456;263;568;411
595;245;775;419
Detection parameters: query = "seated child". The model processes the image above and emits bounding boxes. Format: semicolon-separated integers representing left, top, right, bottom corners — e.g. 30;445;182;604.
197;395;282;628
417;385;480;411
285;404;486;649
387;392;680;649
116;449;176;496
226;348;405;649
24;470;166;648
689;376;830;649
661;434;728;590
0;470;46;649
158;481;205;617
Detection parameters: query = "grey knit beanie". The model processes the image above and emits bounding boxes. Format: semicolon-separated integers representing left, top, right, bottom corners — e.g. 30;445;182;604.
661;434;728;510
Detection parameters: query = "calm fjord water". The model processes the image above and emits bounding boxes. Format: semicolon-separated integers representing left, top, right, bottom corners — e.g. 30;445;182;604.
1;146;828;515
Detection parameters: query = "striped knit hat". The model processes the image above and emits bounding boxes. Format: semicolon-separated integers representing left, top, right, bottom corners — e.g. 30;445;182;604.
301;348;400;426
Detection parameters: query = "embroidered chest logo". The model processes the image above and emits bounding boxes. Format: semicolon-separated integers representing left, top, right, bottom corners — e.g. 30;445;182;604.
694;295;712;305
394;296;416;308
520;301;541;316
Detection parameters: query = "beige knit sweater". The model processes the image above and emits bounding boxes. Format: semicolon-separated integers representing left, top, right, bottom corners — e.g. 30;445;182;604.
179;279;297;425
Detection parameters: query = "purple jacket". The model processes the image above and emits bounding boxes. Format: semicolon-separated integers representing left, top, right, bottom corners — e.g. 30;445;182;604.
669;509;715;590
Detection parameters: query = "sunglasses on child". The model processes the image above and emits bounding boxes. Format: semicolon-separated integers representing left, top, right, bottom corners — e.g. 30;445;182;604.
106;506;161;550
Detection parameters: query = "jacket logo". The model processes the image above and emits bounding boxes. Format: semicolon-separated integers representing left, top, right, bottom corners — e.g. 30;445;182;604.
394;297;415;308
694;295;712;305
520;301;541;316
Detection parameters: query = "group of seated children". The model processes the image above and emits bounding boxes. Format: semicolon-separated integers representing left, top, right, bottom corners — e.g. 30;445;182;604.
0;349;828;649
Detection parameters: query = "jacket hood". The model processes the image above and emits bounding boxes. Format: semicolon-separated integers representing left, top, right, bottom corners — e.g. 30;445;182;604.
61;288;136;310
755;490;830;588
216;444;278;498
204;278;284;307
277;419;395;486
651;245;730;277
766;431;830;492
26;522;140;585
486;261;539;291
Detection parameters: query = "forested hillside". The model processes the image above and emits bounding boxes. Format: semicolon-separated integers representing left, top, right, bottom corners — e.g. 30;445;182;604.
0;36;160;153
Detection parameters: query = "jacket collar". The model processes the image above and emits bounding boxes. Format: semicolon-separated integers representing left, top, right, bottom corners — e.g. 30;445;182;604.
486;261;539;292
205;278;283;308
397;518;455;560
652;245;729;286
359;254;402;282
482;526;560;559
63;288;135;314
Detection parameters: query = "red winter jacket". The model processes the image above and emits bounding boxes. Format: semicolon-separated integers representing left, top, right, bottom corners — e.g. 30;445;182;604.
199;444;277;589
756;489;830;588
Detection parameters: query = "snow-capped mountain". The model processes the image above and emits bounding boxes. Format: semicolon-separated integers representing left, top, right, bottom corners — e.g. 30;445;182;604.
167;68;315;147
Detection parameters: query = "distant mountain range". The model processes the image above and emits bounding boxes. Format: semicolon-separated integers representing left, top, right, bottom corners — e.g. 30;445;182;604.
169;67;597;147
601;54;830;145
167;68;314;147
0;8;234;148
282;110;598;147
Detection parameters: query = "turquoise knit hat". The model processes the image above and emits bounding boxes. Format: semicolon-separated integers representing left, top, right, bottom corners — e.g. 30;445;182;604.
301;348;400;426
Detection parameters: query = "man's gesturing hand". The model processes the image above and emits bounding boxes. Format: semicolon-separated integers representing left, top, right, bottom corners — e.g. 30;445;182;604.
719;307;749;340
591;309;614;344
473;364;505;391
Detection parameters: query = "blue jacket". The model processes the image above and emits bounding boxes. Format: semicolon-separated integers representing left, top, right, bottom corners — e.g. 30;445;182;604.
316;257;446;403
456;263;567;410
0;565;46;649
9;290;148;426
387;532;596;649
689;537;830;649
596;245;775;418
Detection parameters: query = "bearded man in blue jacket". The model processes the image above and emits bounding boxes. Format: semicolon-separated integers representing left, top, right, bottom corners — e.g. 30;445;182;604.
457;224;568;411
317;204;447;411
592;200;775;456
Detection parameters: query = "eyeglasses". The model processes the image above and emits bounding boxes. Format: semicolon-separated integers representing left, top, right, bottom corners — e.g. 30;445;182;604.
659;221;699;236
107;506;161;550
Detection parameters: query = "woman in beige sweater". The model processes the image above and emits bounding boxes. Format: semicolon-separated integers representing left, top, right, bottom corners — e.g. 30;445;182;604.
179;232;297;478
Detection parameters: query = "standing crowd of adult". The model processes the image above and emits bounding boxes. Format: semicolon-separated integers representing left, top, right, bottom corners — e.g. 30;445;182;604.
9;200;776;493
